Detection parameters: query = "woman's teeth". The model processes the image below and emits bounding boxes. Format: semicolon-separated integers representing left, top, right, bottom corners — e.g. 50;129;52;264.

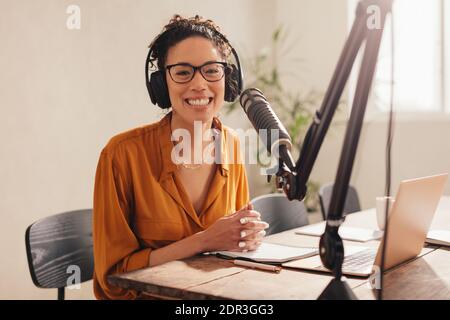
186;98;212;106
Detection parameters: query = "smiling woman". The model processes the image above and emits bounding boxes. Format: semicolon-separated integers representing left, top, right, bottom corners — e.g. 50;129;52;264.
92;15;270;300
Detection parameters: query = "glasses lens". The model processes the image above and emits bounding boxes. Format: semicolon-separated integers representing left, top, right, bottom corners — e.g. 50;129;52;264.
201;63;225;81
170;65;194;83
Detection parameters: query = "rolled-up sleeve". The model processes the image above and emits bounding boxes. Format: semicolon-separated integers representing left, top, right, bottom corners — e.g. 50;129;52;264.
92;149;151;300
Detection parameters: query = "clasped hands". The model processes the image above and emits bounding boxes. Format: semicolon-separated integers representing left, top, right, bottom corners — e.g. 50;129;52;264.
200;203;269;252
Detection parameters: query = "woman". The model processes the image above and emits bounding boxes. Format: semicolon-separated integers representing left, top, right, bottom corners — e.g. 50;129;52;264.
93;15;269;300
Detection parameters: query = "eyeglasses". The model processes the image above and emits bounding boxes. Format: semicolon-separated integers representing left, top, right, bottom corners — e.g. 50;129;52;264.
166;61;228;84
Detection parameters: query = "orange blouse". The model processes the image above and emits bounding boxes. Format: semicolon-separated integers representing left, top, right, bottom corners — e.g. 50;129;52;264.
92;112;249;300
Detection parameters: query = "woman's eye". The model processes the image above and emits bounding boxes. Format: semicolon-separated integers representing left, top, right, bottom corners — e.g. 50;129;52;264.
176;70;191;76
205;68;219;74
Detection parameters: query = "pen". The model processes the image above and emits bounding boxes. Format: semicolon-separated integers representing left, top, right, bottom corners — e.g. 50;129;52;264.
233;259;282;273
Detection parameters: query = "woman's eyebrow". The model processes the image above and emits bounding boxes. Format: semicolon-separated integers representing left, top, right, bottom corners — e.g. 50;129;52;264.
171;60;221;66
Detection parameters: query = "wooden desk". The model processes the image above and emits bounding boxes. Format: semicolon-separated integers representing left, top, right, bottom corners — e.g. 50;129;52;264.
353;247;450;299
108;197;450;300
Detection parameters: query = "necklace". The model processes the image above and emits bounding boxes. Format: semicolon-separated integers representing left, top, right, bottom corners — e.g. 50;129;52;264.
180;162;202;170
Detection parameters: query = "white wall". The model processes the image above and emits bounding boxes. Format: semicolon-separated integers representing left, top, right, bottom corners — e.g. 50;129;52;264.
1;0;449;300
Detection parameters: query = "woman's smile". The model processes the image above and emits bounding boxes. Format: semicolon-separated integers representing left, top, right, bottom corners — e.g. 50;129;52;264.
184;97;214;110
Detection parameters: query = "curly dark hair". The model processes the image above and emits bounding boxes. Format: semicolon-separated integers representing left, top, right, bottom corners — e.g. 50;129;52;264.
148;14;232;71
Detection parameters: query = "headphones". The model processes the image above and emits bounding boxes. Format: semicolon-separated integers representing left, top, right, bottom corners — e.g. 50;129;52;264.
145;27;243;109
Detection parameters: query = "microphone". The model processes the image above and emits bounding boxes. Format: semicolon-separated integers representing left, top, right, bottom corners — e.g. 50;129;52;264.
239;88;295;171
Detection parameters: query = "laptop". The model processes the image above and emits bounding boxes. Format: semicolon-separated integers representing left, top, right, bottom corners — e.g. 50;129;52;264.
283;173;448;277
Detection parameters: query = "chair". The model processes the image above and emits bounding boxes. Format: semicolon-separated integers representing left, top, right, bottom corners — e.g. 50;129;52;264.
318;183;361;220
251;193;309;236
25;209;94;300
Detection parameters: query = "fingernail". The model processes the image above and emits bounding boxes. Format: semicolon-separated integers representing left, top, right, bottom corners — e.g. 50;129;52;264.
240;218;248;225
238;241;246;248
240;231;247;238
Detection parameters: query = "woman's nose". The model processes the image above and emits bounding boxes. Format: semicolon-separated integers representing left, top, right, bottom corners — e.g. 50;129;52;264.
189;70;208;89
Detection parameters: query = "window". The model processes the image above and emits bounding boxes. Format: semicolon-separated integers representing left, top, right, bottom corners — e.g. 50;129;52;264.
348;0;448;114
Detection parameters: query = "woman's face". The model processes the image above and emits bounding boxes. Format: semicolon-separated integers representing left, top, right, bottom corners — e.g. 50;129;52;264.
165;36;226;126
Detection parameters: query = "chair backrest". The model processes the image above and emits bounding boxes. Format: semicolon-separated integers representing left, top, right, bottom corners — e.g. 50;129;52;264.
319;183;361;220
251;193;309;236
25;209;94;299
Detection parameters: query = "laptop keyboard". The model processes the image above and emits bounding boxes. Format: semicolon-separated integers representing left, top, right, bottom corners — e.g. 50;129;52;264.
342;248;377;272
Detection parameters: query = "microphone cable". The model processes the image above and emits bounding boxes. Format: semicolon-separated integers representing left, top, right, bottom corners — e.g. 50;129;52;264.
378;6;396;301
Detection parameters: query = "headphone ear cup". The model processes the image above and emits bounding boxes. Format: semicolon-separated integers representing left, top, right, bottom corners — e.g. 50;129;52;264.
147;71;158;105
149;71;171;109
224;64;241;102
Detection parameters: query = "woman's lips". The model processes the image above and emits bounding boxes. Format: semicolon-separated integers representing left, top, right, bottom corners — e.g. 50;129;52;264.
184;97;213;109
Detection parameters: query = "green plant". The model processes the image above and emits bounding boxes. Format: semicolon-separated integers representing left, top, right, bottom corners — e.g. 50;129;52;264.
226;26;328;212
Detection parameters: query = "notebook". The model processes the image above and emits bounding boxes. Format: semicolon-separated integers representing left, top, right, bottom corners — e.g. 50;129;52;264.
208;242;318;263
426;230;450;246
295;221;383;242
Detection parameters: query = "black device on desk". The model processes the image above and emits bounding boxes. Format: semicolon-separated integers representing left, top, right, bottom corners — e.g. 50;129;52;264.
240;0;394;299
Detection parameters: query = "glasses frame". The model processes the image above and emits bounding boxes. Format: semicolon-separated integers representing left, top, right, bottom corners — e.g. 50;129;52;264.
166;61;228;84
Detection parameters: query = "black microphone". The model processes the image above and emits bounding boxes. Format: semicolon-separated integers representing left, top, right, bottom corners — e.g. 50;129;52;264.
239;88;295;171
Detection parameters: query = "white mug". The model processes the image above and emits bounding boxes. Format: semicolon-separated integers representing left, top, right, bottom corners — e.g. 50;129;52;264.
376;196;395;230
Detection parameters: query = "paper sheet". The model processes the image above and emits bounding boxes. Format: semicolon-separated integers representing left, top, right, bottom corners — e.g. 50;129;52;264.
210;242;318;263
426;229;450;246
295;222;383;242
